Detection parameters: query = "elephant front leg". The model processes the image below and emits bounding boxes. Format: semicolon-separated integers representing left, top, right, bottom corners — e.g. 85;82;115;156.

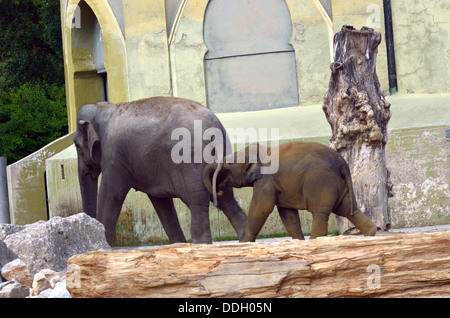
189;203;213;244
97;175;131;245
243;188;276;242
277;207;305;240
216;186;248;241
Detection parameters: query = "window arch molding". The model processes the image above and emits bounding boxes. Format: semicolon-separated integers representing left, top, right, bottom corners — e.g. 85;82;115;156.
64;0;129;132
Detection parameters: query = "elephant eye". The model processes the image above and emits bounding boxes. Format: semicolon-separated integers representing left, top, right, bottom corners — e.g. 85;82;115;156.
74;138;84;150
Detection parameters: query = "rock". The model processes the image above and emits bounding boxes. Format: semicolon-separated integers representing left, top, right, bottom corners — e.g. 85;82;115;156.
30;275;72;298
4;213;111;274
1;259;33;288
39;288;53;298
0;281;30;298
0;224;24;241
48;281;71;298
32;269;61;296
0;241;18;278
0;280;13;290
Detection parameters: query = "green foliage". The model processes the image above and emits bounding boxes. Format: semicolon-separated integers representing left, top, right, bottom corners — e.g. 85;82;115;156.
0;0;64;89
0;0;68;163
0;83;68;163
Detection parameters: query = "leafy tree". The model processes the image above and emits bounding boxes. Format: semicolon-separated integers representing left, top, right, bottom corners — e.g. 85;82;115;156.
0;0;65;89
0;0;67;163
0;83;67;163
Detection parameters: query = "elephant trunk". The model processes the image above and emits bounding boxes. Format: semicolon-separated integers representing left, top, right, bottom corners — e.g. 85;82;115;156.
202;162;224;207
78;164;99;218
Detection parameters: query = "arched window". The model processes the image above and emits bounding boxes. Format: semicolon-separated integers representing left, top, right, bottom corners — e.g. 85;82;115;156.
71;0;108;113
93;18;108;101
204;0;299;112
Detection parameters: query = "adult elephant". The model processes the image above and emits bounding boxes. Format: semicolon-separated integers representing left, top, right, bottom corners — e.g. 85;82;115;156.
203;142;377;242
74;97;247;245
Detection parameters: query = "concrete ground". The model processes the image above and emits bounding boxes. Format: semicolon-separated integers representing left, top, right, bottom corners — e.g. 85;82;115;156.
388;224;450;234
114;224;450;250
216;224;450;244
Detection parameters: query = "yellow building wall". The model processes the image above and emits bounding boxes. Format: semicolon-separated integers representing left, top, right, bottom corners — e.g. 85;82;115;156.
61;0;449;131
61;0;404;129
169;0;209;104
391;0;449;93
287;0;333;104
123;0;172;100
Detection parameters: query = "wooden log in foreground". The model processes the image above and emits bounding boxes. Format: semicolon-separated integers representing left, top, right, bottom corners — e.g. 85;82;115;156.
67;231;450;298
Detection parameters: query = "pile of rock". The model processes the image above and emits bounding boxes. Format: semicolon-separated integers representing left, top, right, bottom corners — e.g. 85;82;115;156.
1;259;70;298
0;213;111;298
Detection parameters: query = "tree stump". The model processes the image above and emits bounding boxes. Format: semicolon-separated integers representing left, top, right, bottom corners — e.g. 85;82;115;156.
322;25;393;233
67;231;450;298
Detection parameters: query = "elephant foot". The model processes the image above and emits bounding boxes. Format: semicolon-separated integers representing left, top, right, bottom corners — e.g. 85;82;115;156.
348;211;377;236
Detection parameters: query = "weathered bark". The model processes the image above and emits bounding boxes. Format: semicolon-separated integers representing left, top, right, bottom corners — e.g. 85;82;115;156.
323;25;393;233
67;231;450;298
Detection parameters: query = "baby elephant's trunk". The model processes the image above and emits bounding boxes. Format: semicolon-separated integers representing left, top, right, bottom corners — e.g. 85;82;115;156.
347;211;377;236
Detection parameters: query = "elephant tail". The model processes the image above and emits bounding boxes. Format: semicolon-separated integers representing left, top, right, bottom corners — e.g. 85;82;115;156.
340;164;357;216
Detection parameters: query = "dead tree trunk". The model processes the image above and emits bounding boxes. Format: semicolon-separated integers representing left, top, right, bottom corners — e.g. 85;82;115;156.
66;231;450;298
322;25;393;233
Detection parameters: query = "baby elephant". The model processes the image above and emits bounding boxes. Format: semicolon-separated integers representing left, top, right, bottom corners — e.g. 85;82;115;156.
203;142;377;241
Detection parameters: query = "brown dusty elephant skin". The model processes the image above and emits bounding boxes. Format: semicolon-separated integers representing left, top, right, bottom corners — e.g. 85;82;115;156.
203;142;377;241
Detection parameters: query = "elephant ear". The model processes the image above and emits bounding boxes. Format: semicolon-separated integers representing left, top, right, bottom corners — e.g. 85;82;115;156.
79;120;101;164
246;162;262;184
243;143;263;183
246;142;278;182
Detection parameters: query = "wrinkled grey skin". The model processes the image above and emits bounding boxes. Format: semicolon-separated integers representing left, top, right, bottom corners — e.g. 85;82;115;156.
74;97;247;245
204;143;377;242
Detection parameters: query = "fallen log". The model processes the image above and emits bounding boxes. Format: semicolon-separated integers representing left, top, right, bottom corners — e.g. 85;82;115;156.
67;231;450;298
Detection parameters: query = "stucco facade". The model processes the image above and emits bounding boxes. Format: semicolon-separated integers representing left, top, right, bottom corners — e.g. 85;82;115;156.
61;0;396;132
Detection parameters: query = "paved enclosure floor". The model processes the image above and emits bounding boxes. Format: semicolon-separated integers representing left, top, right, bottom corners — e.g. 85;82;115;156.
113;224;450;251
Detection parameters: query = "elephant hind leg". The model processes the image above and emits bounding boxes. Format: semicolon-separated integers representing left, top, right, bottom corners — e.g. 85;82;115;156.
347;211;377;236
149;196;187;243
277;207;305;240
310;211;330;239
